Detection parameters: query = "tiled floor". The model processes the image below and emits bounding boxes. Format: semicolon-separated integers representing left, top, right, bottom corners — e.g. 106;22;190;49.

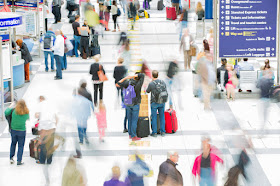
0;2;280;186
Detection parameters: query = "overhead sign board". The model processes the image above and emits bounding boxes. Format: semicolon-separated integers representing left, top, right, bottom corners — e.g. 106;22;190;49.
219;0;278;58
0;0;43;8
0;14;22;28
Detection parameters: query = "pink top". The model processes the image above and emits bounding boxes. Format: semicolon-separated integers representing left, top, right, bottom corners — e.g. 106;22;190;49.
208;37;214;55
192;153;223;178
96;110;107;128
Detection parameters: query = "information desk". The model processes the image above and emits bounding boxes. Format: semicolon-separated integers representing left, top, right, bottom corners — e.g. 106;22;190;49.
4;56;25;89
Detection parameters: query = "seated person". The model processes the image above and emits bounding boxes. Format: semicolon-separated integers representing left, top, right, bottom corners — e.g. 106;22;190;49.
238;58;254;92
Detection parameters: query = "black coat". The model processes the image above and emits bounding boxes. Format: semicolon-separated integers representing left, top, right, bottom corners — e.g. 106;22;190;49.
89;63;106;81
20;42;33;64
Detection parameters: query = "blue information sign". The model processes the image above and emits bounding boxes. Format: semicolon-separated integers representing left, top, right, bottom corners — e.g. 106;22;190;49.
219;0;278;58
0;16;22;28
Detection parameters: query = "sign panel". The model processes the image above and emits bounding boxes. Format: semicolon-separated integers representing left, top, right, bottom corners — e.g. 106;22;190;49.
2;44;11;79
0;16;22;28
0;34;9;41
219;0;278;58
0;0;43;8
15;10;36;36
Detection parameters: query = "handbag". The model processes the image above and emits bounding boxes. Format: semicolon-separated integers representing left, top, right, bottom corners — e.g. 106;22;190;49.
98;65;108;82
231;73;239;86
190;46;196;56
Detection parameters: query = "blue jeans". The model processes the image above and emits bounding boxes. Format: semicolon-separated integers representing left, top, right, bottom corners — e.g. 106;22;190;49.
61;53;67;70
126;104;140;138
124;108;128;129
166;78;173;106
54;55;63;79
179;21;188;41
44;51;54;71
10;129;26;162
151;103;165;134
74;35;81;57
78;127;87;143
39;134;54;164
200;168;214;186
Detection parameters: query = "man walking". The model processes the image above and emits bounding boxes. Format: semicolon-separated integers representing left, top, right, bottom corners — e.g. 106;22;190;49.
116;73;145;141
52;0;62;24
146;70;168;137
72;15;81;57
40;28;56;72
53;30;64;80
157;151;183;186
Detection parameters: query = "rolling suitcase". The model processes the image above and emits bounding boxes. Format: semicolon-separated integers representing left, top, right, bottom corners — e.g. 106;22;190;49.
137;117;150;138
166;7;177;20
157;0;164;10
66;39;75;57
165;109;178;133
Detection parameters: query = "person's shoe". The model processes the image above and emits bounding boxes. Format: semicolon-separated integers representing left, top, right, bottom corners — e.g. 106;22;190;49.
99;139;105;143
247;90;252;93
45;69;48;72
161;132;166;137
129;135;132;139
25;80;30;83
238;89;242;92
123;129;128;133
73;155;82;159
17;161;24;166
51;69;55;72
36;160;44;164
10;158;14;164
112;29;116;32
62;68;65;71
151;133;157;137
54;76;62;80
79;142;83;145
132;137;141;141
85;138;89;144
53;22;57;24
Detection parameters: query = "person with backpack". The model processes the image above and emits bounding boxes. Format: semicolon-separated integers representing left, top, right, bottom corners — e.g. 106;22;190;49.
166;60;179;109
40;28;56;72
116;73;145;141
146;70;168;137
5;100;30;165
111;0;120;32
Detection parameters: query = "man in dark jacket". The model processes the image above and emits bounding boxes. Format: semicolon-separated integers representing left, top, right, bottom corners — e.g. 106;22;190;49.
78;79;92;102
217;58;227;85
116;73;145;141
157;151;183;186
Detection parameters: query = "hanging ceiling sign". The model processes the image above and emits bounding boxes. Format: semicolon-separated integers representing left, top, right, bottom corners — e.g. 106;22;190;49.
0;13;22;28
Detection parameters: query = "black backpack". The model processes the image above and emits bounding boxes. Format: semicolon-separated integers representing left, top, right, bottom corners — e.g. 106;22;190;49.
5;108;15;133
153;80;168;104
43;34;52;49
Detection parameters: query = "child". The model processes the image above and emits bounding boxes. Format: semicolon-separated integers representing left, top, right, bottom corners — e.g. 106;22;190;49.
96;101;107;142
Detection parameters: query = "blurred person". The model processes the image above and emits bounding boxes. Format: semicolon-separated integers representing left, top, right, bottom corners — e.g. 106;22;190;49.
104;166;126;186
239;58;254;92
79;0;87;21
111;0;120;32
61;31;73;70
217;58;227;85
192;135;223;186
257;66;274;133
71;88;94;159
53;30;64;80
96;101;107;142
66;0;78;18
166;60;179;109
16;39;33;83
224;64;239;101
128;0;137;30
104;0;111;31
78;79;93;102
43;1;50;31
157;151;183;186
224;165;241;186
146;70;167;137
118;30;128;46
179;7;189;41
72;15;81;58
80;20;91;58
119;39;131;71
140;61;152;79
40;28;56;72
5;100;29;165
119;0;127;14
180;28;194;70
197;52;215;110
196;2;204;20
207;28;214;55
116;73;145;141
125;155;150;185
85;5;100;34
113;57;127;106
85;0;93;11
203;39;210;52
89;55;106;106
171;0;180;15
52;0;62;24
62;157;87;186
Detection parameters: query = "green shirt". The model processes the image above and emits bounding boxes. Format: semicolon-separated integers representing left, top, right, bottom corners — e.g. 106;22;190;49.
5;108;29;131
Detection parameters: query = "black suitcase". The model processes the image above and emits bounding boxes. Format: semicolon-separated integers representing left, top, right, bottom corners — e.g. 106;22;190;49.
136;117;150;138
157;0;164;10
150;114;160;134
90;46;101;57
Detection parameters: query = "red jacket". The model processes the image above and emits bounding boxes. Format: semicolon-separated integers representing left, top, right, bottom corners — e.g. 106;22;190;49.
192;153;223;178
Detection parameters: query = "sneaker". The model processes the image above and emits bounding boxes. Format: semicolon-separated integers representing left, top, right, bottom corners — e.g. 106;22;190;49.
79;142;83;145
17;161;24;166
123;129;128;133
132;137;141;141
51;69;55;72
45;69;48;72
129;135;132;139
73;155;82;159
161;132;166;137
10;158;14;164
151;133;157;137
99;139;105;143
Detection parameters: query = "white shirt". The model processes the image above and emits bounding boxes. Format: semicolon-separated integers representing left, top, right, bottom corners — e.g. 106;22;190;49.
111;5;118;15
53;35;65;56
37;101;57;131
184;36;190;50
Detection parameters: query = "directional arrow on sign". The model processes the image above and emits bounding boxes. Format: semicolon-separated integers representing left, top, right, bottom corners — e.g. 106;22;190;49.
272;48;275;51
272;37;275;40
221;32;224;35
272;53;275;56
221;6;224;9
221;16;224;19
221;11;224;14
265;27;268;30
269;27;272;30
221;0;225;3
221;22;224;25
221;27;224;30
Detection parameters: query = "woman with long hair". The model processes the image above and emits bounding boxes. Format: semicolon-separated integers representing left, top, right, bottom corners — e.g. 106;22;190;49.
196;2;204;20
5;100;29;165
16;39;33;83
111;1;120;32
